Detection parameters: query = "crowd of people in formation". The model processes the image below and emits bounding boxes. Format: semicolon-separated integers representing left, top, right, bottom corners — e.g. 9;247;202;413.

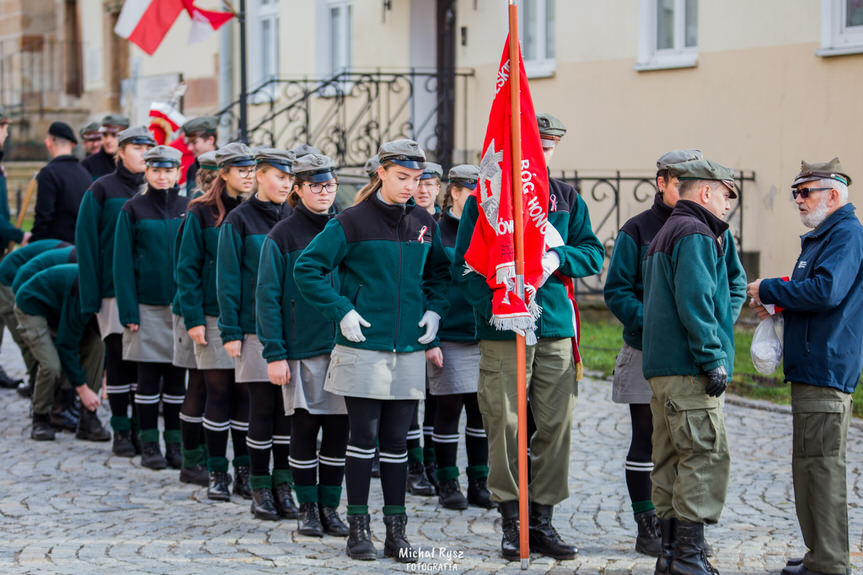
0;106;858;575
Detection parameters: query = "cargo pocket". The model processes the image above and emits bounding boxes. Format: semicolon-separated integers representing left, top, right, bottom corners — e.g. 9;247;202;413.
667;395;722;454
477;351;503;420
792;399;844;458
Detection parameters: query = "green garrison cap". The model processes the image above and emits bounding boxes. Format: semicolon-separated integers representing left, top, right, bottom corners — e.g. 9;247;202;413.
293;153;335;183
421;162;443;180
255;147;295;174
198;150;219;171
364;154;380;177
378;139;426;170
100;114;130;132
292;143;321;158
792;157;852;187
669;159;737;199
657;149;703;171
215;142;255;168
448;164;480;190
143;145;182;168
537;113;567;139
80;121;102;139
182;116;218;136
118;125;157;147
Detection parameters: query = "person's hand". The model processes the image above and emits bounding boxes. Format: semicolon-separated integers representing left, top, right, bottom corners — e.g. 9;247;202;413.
77;385;101;411
749;300;771;321
747;279;763;306
127;323;139;332
417;311;441;344
426;347;443;368
20;232;31;246
340;310;371;342
187;325;207;346
705;366;728;397
538;249;561;288
224;340;242;358
267;360;290;386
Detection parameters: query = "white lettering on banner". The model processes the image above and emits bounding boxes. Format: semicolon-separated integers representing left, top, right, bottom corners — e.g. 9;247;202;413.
495;59;511;95
521;159;549;233
497;220;514;234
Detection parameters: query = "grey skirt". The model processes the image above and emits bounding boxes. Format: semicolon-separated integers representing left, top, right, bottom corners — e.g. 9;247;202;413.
427;341;481;396
96;297;124;339
172;314;197;369
611;342;653;404
324;344;425;400
193;315;234;370
283;355;347;415
235;333;268;383
123;304;173;363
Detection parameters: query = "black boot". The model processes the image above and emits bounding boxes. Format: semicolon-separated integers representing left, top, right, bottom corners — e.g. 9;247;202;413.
0;365;22;388
250;488;280;521
31;413;56;441
406;460;435;496
467;477;495;509
383;514;417;563
635;509;662;557
179;464;209;486
207;471;231;501
320;505;349;536
140;442;167;470
232;466;252;499
528;503;577;560
50;404;79;432
75;408;111;442
437;478;468;510
656;517;676;575
274;483;299;519
345;514;377;561
112;430;136;457
499;500;520;560
424;460;439;493
164;443;182;469
669;521;718;575
297;501;324;536
781;560;852;575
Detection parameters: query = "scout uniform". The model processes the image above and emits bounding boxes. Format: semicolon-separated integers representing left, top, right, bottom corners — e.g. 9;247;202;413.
182;116;218;196
12;246;77;294
80;121;102;156
81;114;130;180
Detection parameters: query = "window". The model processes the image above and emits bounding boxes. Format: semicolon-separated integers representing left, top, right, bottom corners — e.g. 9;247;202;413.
636;0;698;71
327;0;353;76
517;0;555;78
251;0;279;98
818;0;863;56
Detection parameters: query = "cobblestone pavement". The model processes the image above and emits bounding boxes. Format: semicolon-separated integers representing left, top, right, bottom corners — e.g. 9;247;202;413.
0;337;860;575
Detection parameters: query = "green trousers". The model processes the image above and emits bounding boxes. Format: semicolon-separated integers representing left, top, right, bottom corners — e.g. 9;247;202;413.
15;307;105;415
649;374;730;525
0;284;36;373
477;338;577;506
791;382;852;575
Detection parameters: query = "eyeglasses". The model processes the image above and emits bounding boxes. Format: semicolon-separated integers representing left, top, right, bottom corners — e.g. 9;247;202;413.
419;181;440;190
306;182;338;194
234;167;255;177
792;187;832;200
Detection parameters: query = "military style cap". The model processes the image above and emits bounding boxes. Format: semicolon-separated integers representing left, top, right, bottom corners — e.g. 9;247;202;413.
100;114;130;133
364;154;380;177
198;150;219;171
255;147;295;174
792;157;852;187
215;142;255;168
143;145;182;168
293;153;335;183
657;149;703;171
421;162;443;180
378;139;425;170
448;164;480;190
292;143;321;158
80;121;102;140
668;159;737;199
182;116;218;137
0;106;9;123
118;125;157;147
48;121;77;144
537;112;567;143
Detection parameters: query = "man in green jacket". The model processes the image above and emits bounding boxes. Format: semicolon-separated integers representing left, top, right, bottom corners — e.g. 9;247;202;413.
642;158;738;575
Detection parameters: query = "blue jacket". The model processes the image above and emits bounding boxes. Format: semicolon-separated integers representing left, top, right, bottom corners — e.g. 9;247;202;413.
760;203;863;394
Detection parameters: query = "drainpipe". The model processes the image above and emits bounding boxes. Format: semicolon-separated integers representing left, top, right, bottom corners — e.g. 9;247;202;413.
218;0;234;142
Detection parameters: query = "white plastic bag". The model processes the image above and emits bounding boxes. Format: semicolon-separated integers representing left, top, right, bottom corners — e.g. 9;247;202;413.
750;315;784;375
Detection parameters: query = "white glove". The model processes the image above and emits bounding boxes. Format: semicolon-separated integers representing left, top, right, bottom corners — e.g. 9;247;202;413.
538;249;561;288
340;310;371;342
417;311;441;345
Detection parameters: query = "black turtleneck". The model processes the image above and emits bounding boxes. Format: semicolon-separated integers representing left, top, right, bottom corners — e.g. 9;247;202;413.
81;147;116;180
619;193;675;249
270;200;335;254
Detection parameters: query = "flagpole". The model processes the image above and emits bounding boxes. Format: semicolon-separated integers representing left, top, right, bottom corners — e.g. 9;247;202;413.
238;0;249;143
507;0;529;569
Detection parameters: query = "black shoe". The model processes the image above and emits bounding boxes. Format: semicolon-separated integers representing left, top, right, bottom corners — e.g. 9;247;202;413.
140;442;167;470
346;514;377;561
656;517;676;575
383;514;417;563
406;461;435;496
297;501;324;536
498;501;520;560
635;509;662;557
467;477;495;509
112;430;136;457
274;483;298;519
164;443;182;469
179;464;209;486
31;413;56;441
50;405;79;432
669;521;718;575
232;465;252;499
251;488;280;521
0;365;22;388
75;408;110;441
370;449;381;478
424;460;440;493
207;471;231;501
781;562;849;575
320;505;349;536
528;503;577;560
437;478;468;510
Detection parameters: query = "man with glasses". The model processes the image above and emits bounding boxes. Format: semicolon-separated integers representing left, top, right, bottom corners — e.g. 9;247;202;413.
81;115;130;180
748;158;861;575
182;116;218;196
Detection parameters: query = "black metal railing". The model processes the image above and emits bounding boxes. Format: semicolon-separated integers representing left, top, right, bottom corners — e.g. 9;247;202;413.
0;38;84;114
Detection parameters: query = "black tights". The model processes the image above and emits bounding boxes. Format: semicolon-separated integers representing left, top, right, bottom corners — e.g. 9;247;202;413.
202;369;249;462
246;381;292;477
625;403;654;507
432;393;488;472
180;368;206;450
407;393;437;462
290;408;349;488
105;334;137;420
134;362;186;439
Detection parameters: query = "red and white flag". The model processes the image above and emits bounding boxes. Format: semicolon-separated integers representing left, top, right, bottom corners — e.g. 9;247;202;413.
148;101;186;145
464;34;550;341
183;0;234;44
114;0;185;56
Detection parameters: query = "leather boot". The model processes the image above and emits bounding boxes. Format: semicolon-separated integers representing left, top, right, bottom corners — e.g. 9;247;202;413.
207;471;231;501
424;460;439;493
112;430;136;457
0;365;22;388
250;488;280;521
320;505;349;536
179;464;208;486
383;514;416;563
164;443;182;469
656;517;676;575
783;557;851;575
345;514;377;561
274;483;299;519
75;408;111;441
140;442;167;470
437;478;468;510
296;501;324;536
467;477;495;509
635;509;662;557
232;466;252;499
528;503;577;560
50;403;79;431
499;500;520;560
669;521;718;575
31;413;56;441
406;461;435;496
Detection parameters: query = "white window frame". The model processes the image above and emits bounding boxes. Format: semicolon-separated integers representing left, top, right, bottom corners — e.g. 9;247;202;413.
249;0;280;103
818;0;863;57
325;0;353;77
516;0;555;79
635;0;698;72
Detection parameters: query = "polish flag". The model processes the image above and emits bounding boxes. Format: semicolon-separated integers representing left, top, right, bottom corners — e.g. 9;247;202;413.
148;101;187;145
114;0;185;56
183;0;234;44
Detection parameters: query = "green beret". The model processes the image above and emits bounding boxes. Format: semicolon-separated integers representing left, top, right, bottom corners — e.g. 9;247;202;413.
182;116;218;136
80;121;102;139
669;159;737;199
364;154;380;177
537;113;566;138
293;153;335;183
118;125;156;147
378;139;426;170
255;147;295;174
792;157;852;187
198;150;219;171
215;142;255;168
657;149;703;171
100;114;130;131
143;145;182;167
448;164;480;190
421;162;443;180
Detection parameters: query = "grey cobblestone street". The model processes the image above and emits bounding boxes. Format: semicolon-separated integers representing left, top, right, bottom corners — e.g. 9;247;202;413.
0;336;860;575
